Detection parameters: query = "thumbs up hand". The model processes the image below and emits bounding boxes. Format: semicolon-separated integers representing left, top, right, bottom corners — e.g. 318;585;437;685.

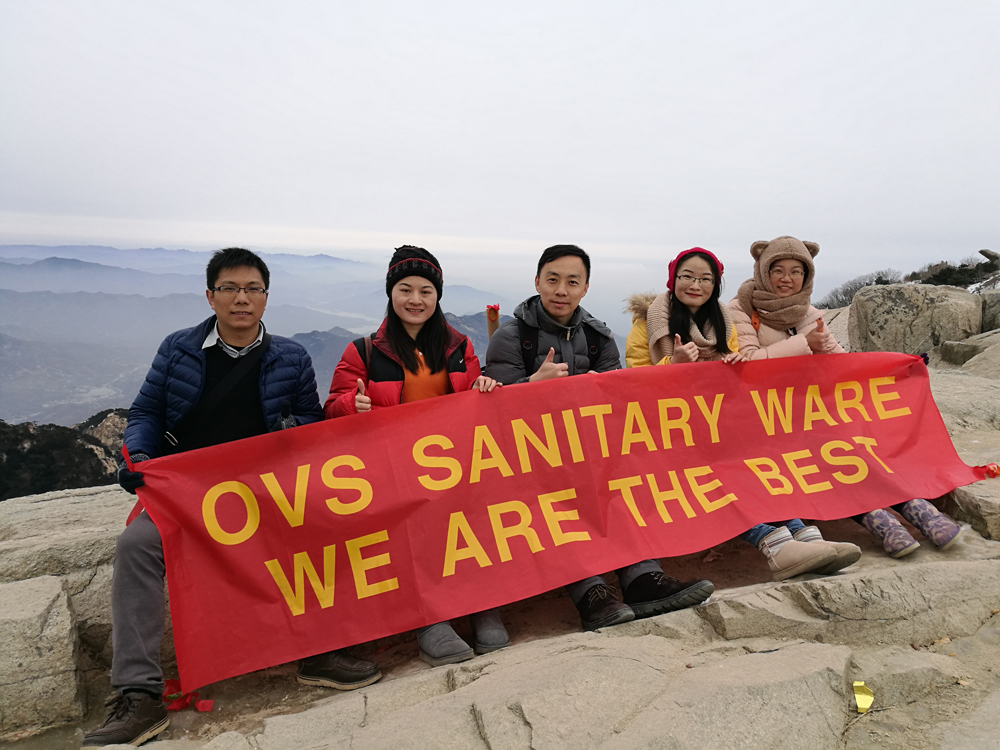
806;317;833;353
355;378;372;412
669;333;700;364
529;347;570;382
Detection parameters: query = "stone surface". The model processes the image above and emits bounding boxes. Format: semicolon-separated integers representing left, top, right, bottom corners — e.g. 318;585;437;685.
0;486;129;584
962;340;1000;380
938;687;1000;749
696;560;1000;645
941;329;1000;365
941;483;1000;541
0;576;83;738
982;289;1000;333
202;732;250;750
849;284;981;354
929;370;1000;433
603;644;852;750
851;647;962;709
253;637;849;750
0;486;174;672
821;306;851;352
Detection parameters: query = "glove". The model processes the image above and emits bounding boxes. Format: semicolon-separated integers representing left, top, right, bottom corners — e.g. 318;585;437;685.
117;453;150;495
270;401;297;432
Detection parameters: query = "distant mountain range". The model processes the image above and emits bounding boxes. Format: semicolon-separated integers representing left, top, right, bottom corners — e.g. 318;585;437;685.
0;246;509;318
0;244;599;426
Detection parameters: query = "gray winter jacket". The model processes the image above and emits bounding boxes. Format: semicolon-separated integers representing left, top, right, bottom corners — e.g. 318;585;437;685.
484;295;621;384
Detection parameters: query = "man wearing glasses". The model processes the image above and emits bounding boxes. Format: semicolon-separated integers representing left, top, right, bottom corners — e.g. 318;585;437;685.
84;248;378;747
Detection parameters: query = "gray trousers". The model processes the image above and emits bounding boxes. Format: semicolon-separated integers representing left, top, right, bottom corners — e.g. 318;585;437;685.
110;511;166;696
565;559;663;605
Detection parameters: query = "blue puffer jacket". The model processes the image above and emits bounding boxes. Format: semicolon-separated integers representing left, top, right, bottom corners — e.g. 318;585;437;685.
123;316;323;458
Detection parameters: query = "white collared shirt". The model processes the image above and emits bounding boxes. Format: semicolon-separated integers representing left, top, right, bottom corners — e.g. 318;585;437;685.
202;321;265;358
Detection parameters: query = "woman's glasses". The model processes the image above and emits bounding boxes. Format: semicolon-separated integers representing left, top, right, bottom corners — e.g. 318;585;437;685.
676;274;715;286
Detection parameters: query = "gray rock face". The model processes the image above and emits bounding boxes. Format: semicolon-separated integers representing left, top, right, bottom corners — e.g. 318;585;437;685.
849;284;981;354
0;486;129;670
982;289;1000;332
697;560;1000;644
0;575;83;738
941;329;1000;366
962;340;1000;381
253;637;852;750
821;306;851;351
851;647;962;709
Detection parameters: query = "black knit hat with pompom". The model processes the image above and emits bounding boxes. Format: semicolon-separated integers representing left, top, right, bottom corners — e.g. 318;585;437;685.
385;245;444;299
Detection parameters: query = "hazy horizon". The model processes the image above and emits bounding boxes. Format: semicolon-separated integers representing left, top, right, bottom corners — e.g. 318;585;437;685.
2;1;997;318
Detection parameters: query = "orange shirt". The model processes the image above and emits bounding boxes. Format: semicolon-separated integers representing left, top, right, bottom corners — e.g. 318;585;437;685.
401;350;452;403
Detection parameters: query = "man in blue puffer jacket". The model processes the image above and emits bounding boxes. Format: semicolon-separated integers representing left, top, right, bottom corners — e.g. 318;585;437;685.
84;248;379;748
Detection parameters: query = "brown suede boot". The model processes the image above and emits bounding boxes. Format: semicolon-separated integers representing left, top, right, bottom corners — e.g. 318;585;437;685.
757;527;838;581
792;525;862;574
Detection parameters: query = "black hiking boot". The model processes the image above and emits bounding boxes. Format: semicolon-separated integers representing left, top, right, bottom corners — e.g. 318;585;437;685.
82;691;168;747
623;571;715;618
575;583;635;631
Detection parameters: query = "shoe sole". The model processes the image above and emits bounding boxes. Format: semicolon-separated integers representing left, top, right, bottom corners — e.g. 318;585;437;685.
473;639;511;655
812;548;863;575
419;648;474;667
628;580;716;619
773;551;840;580
127;717;169;747
936;528;963;551
889;541;922;558
296;670;382;690
582;606;635;632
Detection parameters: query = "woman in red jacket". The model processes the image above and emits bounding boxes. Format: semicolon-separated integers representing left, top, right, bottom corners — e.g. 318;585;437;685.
325;245;507;667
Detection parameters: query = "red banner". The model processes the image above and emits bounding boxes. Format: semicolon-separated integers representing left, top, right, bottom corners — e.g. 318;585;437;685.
136;353;989;690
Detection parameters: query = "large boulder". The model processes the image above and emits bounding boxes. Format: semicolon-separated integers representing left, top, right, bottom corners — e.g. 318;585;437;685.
0;576;84;738
0;486;174;670
849;284;981;354
982;289;1000;332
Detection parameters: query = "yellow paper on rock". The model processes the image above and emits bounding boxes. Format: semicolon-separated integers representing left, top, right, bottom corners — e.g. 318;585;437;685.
853;681;874;713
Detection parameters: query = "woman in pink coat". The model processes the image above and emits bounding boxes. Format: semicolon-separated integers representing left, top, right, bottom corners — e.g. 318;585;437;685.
730;236;963;558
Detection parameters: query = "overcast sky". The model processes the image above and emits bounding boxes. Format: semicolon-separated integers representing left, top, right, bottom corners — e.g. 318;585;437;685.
1;1;998;319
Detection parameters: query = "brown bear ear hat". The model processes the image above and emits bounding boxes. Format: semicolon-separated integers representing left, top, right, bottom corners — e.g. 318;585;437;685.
737;236;820;331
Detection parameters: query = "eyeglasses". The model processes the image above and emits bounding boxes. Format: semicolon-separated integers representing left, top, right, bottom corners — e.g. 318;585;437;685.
210;285;268;297
676;274;715;286
769;268;805;279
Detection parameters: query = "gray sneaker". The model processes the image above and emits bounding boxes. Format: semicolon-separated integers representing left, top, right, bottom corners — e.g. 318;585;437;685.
82;692;168;747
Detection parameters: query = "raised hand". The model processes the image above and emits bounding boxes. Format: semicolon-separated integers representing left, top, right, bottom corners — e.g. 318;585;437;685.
529;347;569;382
669;333;699;364
355;378;372;412
806;317;833;353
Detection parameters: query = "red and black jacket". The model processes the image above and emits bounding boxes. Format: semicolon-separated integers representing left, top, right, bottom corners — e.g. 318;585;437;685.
324;318;481;418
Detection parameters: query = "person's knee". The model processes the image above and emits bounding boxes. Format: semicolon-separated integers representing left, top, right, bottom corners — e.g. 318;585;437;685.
116;514;162;562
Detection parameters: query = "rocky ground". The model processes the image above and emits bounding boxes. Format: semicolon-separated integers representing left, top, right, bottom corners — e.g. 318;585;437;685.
5;510;1000;750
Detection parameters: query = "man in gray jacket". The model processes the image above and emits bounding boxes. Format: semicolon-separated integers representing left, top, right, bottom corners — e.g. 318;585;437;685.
485;244;714;631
